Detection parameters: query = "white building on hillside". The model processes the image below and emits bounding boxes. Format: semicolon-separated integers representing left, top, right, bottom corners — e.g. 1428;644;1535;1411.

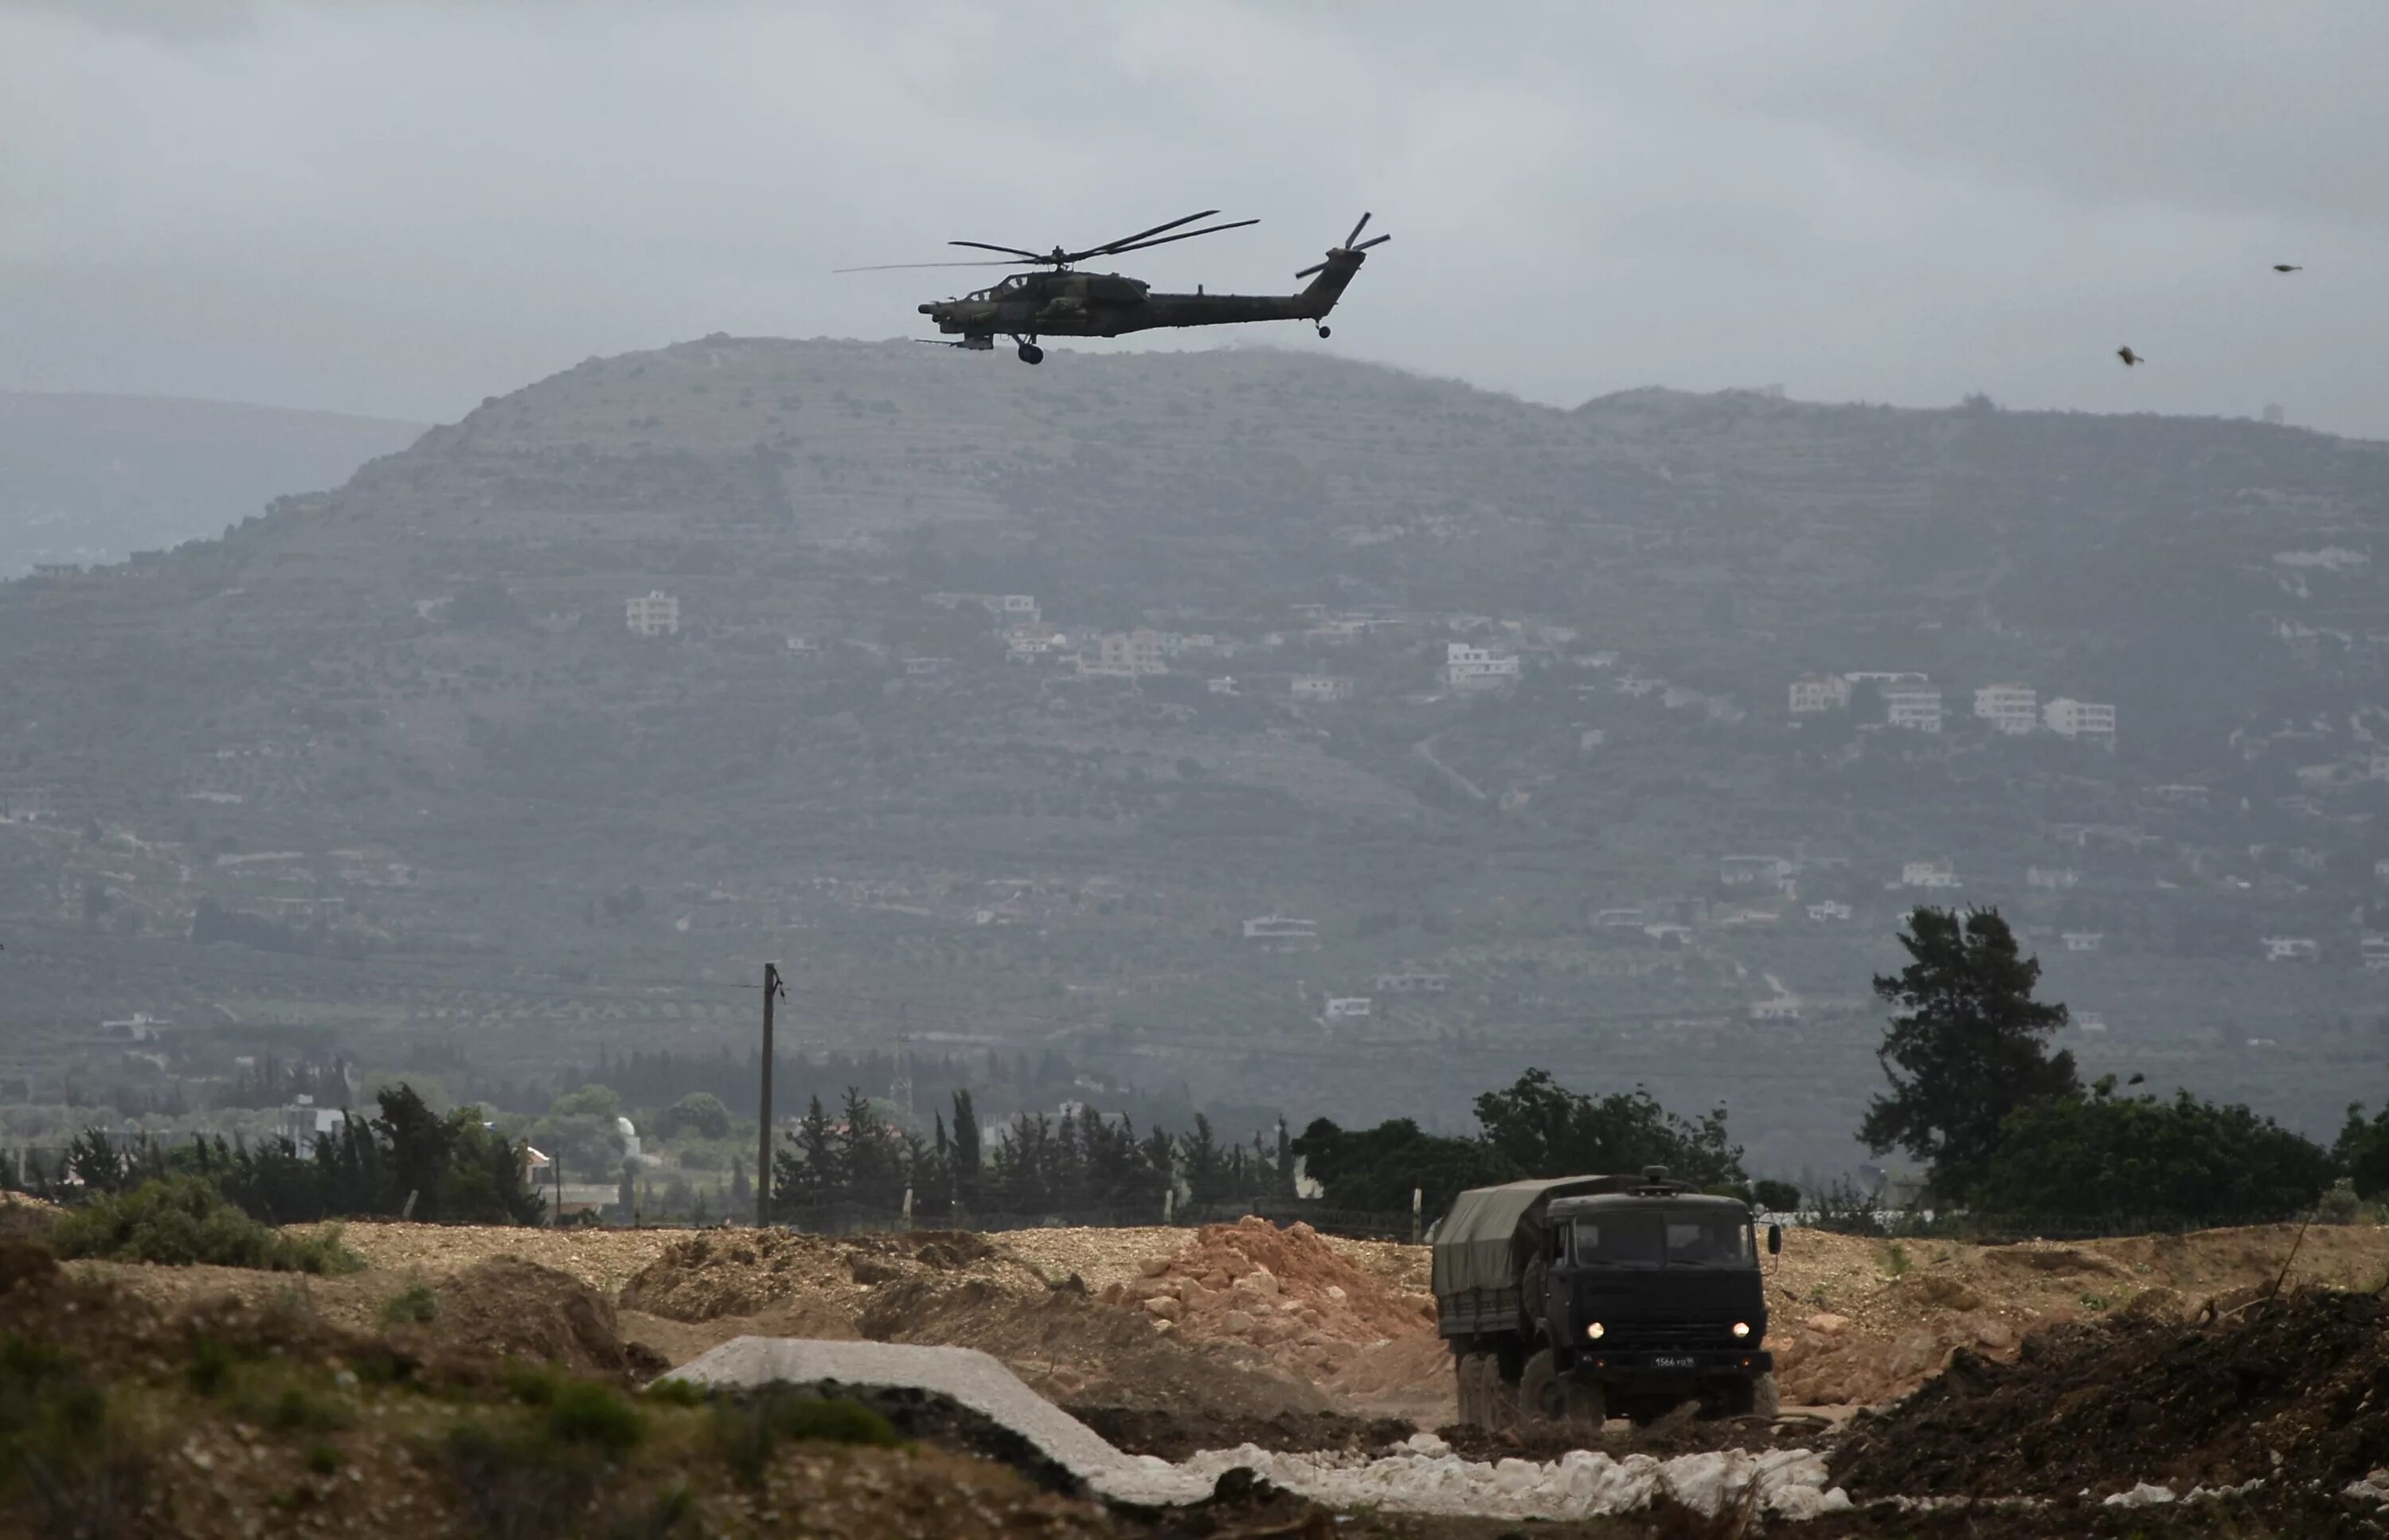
1789;674;1851;713
2062;931;2103;952
1291;674;1354;703
1081;629;1169;676
625;591;679;636
2262;936;2319;962
2043;698;2117;743
1241;914;1320;949
1883;684;1945;733
1446;642;1520;690
1974;684;2039;735
1902;859;1959;889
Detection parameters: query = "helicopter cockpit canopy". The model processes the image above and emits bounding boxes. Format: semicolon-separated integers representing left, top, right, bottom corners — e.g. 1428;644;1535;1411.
960;271;1151;305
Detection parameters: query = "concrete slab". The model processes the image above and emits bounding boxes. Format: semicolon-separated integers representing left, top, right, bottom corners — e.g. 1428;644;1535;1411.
667;1337;1851;1520
667;1336;1212;1505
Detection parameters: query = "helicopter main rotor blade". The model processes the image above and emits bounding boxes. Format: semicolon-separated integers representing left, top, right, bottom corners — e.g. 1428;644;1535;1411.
1083;218;1260;263
1344;212;1372;248
835;259;1037;272
949;240;1050;260
1078;209;1221;259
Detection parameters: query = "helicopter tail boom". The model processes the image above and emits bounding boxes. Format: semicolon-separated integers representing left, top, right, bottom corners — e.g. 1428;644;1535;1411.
1294;245;1370;319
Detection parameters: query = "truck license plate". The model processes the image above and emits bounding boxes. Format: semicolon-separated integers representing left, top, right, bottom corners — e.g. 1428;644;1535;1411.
1650;1354;1696;1370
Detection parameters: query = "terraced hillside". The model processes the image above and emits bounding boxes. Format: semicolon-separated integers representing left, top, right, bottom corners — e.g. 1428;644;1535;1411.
4;338;2388;1171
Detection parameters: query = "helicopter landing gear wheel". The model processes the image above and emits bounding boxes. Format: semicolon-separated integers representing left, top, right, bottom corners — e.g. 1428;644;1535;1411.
1316;324;1331;338
1017;342;1044;365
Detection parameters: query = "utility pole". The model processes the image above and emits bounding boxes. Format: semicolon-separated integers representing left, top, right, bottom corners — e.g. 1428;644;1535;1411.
757;962;783;1228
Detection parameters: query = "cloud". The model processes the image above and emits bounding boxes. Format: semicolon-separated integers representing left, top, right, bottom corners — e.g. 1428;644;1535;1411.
0;0;2379;436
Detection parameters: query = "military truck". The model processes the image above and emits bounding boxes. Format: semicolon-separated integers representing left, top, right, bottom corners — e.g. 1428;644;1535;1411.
1433;1168;1781;1428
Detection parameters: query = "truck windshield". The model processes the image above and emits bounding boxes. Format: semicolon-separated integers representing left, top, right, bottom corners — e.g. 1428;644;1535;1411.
1573;1211;1754;1269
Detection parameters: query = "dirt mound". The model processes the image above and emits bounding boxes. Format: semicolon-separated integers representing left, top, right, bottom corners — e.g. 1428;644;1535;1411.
620;1227;1026;1323
422;1255;661;1378
1833;1286;2389;1501
1096;1218;1438;1386
0;1190;59;1241
1068;1403;1414;1463
865;1269;1338;1421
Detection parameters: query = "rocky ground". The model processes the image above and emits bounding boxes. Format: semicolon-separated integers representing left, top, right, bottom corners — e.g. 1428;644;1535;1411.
291;1212;2389;1423
13;1206;2389;1535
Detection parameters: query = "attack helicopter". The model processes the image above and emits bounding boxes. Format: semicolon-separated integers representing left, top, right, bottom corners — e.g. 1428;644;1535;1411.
838;211;1390;364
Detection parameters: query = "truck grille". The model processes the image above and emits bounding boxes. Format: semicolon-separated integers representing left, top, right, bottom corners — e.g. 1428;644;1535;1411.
1597;1322;1743;1350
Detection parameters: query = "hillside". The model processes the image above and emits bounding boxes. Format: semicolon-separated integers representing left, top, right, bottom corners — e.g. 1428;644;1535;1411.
0;390;425;577
5;337;2388;1175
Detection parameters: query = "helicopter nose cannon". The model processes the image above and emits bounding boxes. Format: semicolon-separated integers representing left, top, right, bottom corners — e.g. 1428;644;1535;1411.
917;303;939;315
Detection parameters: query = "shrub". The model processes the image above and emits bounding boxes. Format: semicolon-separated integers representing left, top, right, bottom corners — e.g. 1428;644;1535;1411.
381;1282;440;1326
186;1335;233;1397
0;1335;152;1538
546;1381;643;1454
2316;1177;2364;1225
641;1378;706;1408
502;1358;565;1406
49;1177;362;1274
708;1390;899;1487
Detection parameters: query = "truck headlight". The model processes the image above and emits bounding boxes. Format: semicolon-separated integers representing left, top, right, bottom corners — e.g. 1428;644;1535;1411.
1585;1322;1605;1341
1732;1321;1751;1339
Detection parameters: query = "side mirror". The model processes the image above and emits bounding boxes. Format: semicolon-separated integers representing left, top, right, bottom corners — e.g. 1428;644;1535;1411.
1767;1224;1782;1256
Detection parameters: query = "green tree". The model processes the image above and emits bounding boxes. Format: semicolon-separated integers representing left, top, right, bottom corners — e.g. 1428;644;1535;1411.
2334;1102;2389;1199
1975;1080;2334;1222
950;1089;982;1191
835;1086;900;1209
1860;908;2078;1201
549;1084;621;1120
662;1091;732;1141
1292;1116;1519;1218
1472;1069;1746;1188
772;1095;840;1214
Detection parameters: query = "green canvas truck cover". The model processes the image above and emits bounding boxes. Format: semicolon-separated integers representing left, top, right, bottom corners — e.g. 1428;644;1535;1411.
1433;1176;1616;1296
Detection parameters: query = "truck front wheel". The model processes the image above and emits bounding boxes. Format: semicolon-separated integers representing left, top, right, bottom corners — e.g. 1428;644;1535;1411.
1518;1348;1563;1425
1724;1371;1781;1419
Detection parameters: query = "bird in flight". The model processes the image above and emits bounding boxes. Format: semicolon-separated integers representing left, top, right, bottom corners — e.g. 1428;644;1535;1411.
2273;264;2303;273
2117;346;2144;367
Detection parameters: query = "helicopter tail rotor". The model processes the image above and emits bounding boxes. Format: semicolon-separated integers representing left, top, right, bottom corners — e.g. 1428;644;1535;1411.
1295;212;1392;280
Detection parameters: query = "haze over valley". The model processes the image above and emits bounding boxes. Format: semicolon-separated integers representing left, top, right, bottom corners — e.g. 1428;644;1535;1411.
7;338;2387;1179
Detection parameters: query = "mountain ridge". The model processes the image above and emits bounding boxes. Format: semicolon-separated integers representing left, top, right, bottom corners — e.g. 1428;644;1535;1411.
4;337;2387;1172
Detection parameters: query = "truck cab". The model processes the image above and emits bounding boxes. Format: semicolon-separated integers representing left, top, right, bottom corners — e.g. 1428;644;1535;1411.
1542;1191;1772;1418
1434;1168;1780;1429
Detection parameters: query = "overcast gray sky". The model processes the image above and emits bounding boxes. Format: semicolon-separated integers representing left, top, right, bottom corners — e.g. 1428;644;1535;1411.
6;0;2383;434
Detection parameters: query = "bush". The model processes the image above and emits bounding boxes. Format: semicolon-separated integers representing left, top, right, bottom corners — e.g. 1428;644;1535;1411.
545;1381;644;1454
708;1390;899;1487
381;1282;440;1326
0;1335;152;1537
48;1177;362;1274
659;1093;731;1142
1973;1086;2335;1225
2316;1177;2365;1225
